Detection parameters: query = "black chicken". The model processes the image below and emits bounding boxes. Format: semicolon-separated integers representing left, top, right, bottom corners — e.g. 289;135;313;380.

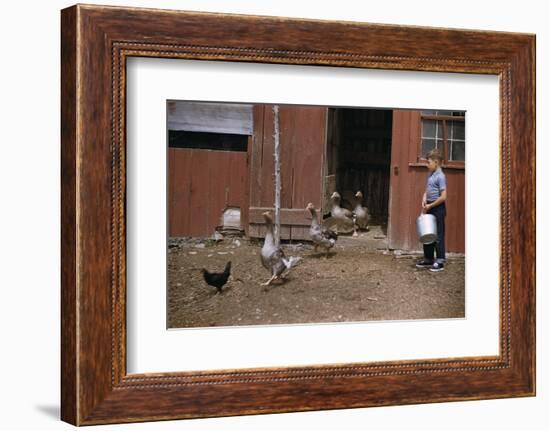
201;261;232;293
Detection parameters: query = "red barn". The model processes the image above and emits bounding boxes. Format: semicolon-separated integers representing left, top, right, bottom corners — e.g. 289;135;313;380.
168;101;465;253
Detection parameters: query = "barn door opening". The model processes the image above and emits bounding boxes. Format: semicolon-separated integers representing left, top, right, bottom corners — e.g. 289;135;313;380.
325;108;393;234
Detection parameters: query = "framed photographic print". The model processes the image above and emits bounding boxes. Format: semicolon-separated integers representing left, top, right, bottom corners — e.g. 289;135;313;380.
61;4;535;425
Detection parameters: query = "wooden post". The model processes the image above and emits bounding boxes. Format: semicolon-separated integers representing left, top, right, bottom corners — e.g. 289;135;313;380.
273;105;281;246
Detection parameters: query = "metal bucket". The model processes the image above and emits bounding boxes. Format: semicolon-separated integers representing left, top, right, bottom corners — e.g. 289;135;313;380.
416;214;437;244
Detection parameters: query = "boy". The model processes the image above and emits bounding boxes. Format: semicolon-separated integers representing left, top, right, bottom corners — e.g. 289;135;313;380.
416;149;447;272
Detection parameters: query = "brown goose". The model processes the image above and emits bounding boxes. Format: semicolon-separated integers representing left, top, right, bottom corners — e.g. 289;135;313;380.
354;191;370;231
260;212;301;286
330;191;356;235
307;203;338;257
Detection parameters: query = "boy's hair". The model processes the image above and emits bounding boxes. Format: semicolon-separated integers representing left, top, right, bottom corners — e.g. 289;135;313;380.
426;148;444;162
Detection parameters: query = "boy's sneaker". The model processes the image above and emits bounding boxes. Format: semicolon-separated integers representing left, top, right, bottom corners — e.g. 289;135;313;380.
415;259;433;269
429;261;445;272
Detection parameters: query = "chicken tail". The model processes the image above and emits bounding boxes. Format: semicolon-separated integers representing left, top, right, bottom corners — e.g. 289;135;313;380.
224;261;232;273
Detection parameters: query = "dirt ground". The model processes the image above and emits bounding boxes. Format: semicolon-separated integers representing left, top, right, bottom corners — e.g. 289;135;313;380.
167;232;465;329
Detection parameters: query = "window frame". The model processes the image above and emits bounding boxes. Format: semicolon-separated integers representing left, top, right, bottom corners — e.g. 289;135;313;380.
418;113;465;169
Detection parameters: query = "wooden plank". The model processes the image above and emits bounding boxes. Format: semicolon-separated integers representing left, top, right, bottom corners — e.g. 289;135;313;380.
407;111;423;251
443;168;466;253
190;150;211;236
291;107;326;209
168;148;193;236
181;150;194;235
248;224;298;240
247;224;265;239
388;110;411;250
249;207;310;226
166;148;176;237
290;226;311;241
279;225;292;239
167;101;253;135
169;148;248;237
242;136;252;235
279;106;295;208
249;105;265;207
226;151;248;229
227;151;247;208
207;151;226;231
457;169;465;251
396;110;411;250
168;148;177;236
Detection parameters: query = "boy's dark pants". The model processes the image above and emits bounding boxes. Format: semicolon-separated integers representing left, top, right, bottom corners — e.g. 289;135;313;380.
423;202;446;262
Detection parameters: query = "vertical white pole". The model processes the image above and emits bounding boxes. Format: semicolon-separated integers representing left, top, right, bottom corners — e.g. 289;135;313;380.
273;105;281;247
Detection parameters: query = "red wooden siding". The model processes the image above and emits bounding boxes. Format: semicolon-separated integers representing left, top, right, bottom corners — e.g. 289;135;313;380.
388;110;416;251
168;148;248;237
388;110;465;253
248;105;326;240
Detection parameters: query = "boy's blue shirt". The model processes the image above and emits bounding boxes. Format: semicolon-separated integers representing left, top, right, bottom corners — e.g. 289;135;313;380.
426;167;447;202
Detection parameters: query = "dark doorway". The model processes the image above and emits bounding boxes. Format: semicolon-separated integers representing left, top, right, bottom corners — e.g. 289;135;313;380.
325;108;393;226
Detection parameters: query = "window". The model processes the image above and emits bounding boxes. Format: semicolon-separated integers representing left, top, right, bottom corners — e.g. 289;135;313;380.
168;130;248;152
167;101;252;152
420;110;465;164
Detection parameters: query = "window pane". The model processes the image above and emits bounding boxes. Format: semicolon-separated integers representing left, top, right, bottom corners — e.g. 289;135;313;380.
449;140;465;161
422;119;436;137
422;138;436;156
450;120;465;140
422;119;443;139
421;138;443;157
168;130;248;152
